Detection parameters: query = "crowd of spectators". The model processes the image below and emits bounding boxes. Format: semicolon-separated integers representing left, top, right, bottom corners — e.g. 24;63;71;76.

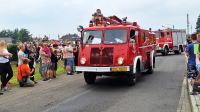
0;39;79;95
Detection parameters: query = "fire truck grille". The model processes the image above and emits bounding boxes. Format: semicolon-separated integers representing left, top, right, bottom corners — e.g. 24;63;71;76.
102;48;113;65
90;48;101;65
90;47;113;66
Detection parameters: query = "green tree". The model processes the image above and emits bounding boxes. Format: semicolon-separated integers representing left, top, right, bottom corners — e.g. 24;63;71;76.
18;28;32;42
0;28;32;43
0;29;13;37
196;14;200;33
12;29;19;43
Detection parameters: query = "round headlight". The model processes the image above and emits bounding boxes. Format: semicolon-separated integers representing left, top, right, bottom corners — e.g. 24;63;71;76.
80;57;86;65
118;57;124;65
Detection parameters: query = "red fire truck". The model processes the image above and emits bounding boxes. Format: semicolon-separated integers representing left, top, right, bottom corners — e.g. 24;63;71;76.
75;9;156;85
155;29;187;55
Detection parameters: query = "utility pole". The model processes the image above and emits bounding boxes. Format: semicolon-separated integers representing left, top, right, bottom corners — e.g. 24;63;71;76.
187;13;190;35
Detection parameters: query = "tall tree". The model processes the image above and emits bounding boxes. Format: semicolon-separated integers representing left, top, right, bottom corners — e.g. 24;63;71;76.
0;29;13;37
12;29;19;43
196;14;200;33
18;28;32;42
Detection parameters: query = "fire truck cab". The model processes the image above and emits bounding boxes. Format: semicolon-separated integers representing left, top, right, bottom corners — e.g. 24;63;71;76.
75;10;156;86
155;29;187;55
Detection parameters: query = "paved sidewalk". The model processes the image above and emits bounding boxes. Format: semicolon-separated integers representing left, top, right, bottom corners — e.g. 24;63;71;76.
177;77;192;112
188;79;200;112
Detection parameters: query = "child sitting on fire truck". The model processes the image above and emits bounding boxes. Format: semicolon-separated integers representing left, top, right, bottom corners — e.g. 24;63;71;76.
92;9;103;26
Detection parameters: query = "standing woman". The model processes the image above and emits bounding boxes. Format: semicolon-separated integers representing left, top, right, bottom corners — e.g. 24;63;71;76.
0;40;13;92
17;43;29;66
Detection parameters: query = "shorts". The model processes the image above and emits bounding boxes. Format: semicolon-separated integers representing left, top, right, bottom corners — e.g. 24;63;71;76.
196;64;200;72
64;58;74;70
40;63;48;75
187;64;197;79
19;78;34;87
50;62;57;71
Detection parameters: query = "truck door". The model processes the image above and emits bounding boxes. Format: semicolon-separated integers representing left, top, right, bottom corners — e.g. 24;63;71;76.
160;31;165;48
129;29;138;57
166;31;173;48
138;30;148;69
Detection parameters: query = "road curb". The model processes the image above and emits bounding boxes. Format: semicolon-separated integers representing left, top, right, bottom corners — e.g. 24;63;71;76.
177;77;192;112
187;77;194;112
187;78;200;112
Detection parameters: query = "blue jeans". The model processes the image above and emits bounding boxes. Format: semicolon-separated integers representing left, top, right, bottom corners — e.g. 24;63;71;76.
64;58;74;71
40;63;48;76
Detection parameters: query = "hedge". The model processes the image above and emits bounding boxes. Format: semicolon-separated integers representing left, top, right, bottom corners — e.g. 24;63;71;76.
7;44;18;61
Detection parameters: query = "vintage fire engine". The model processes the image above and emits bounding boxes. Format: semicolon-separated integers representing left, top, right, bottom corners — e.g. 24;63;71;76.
75;9;156;85
154;28;187;55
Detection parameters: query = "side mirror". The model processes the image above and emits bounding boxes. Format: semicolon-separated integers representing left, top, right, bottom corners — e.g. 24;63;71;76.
77;25;84;45
77;25;84;32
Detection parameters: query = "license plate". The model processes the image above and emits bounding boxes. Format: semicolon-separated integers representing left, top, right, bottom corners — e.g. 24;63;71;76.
111;67;127;71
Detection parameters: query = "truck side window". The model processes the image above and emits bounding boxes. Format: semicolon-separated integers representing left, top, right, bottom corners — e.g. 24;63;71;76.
142;32;146;42
167;32;170;38
161;32;164;38
155;32;160;38
130;30;136;43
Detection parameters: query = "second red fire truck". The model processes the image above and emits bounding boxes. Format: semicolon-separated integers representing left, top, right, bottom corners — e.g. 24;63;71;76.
75;9;156;85
155;28;187;55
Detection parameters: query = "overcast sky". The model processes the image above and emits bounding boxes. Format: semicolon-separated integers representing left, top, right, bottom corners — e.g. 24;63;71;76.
0;0;199;39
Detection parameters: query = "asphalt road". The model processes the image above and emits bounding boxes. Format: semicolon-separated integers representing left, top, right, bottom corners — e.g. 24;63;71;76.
0;54;186;112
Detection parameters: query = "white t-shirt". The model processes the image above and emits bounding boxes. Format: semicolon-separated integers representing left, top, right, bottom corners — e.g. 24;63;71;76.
0;49;9;63
18;50;27;65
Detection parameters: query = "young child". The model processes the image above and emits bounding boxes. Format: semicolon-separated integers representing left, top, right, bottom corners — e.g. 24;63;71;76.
29;51;37;84
50;46;58;78
17;59;34;87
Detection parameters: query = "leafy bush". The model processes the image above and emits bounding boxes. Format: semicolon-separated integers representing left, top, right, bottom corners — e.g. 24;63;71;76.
7;44;18;61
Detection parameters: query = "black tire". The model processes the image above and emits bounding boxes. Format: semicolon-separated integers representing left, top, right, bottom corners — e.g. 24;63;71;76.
84;72;96;85
174;49;181;54
147;55;155;74
127;67;140;86
127;74;137;86
146;66;153;74
161;47;168;56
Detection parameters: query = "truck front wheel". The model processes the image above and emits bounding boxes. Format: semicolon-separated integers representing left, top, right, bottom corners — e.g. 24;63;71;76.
84;72;96;84
162;47;168;56
127;73;137;86
127;66;140;86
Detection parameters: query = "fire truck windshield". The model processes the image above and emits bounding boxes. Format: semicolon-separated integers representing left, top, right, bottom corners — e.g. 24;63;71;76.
83;30;102;44
104;29;127;44
155;32;160;38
